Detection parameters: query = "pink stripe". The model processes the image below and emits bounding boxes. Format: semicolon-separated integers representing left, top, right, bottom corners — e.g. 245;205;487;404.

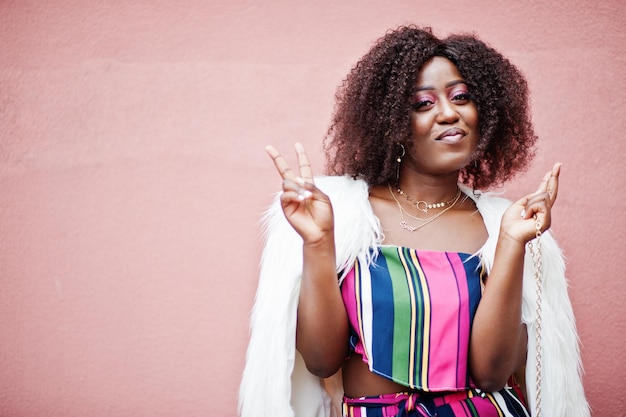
448;253;471;387
341;266;367;359
417;251;470;388
341;268;359;343
448;399;471;416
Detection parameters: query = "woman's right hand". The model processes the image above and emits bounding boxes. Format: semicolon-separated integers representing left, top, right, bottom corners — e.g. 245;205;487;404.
266;143;334;245
268;144;347;377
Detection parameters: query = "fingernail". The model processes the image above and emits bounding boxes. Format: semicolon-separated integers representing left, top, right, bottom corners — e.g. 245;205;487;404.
520;209;526;218
297;190;311;201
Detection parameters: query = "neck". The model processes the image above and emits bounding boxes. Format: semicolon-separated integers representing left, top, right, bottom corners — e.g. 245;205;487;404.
396;170;460;203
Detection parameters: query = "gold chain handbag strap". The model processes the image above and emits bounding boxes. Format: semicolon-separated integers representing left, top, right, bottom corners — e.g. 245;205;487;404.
526;215;543;417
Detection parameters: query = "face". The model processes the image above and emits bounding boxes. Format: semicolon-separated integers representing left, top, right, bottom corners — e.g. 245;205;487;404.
403;56;479;178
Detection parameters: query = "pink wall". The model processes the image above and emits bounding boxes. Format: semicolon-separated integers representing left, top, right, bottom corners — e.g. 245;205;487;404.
1;1;624;415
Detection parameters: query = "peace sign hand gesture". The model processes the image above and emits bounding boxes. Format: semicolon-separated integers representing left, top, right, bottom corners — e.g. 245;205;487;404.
266;143;334;245
501;163;561;244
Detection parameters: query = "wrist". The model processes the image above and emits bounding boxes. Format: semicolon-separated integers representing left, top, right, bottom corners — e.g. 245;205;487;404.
303;232;336;251
496;230;527;255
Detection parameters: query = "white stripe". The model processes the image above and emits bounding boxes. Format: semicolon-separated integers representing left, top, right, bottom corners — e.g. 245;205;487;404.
358;256;374;369
491;389;530;417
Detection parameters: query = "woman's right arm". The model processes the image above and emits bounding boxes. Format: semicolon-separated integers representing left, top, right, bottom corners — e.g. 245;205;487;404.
266;144;349;377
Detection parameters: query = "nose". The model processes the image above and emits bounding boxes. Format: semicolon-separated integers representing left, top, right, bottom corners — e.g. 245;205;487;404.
436;99;460;123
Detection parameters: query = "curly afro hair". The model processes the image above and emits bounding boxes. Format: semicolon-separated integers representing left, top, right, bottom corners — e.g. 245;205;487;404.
323;26;537;190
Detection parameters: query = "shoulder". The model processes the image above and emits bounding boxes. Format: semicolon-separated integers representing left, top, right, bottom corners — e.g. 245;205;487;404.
313;176;372;220
318;176;382;274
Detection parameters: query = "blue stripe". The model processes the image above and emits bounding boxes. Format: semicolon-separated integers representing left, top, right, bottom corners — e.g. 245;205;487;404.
369;251;394;377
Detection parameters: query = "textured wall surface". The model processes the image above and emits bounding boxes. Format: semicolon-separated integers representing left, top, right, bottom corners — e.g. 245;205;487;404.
1;1;624;416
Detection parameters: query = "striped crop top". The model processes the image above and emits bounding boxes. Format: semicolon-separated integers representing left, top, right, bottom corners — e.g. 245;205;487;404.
340;246;484;391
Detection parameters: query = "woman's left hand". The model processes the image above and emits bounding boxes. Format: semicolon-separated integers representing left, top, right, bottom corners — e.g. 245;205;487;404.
500;163;561;244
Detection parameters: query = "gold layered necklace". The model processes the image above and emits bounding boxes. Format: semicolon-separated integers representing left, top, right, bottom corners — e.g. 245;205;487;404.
387;183;462;232
396;184;460;213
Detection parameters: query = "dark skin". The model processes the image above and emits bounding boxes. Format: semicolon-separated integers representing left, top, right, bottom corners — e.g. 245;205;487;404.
265;57;560;397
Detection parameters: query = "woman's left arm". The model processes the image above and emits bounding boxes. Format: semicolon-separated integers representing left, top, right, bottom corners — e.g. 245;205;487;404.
469;163;561;392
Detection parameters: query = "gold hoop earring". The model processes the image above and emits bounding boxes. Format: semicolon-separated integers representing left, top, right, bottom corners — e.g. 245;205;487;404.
396;144;405;182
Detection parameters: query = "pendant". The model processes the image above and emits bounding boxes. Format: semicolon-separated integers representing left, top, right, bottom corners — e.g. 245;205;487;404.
400;221;416;232
415;201;430;213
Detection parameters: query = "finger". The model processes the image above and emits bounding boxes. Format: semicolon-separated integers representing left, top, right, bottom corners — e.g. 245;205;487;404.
511;195;532;219
266;145;297;180
283;178;313;201
546;163;561;204
280;190;312;207
526;207;551;232
294;143;314;183
523;190;554;227
536;163;561;204
537;170;551;194
522;189;550;212
515;192;548;220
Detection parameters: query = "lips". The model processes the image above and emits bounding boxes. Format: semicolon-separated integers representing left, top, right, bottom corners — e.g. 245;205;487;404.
435;127;466;144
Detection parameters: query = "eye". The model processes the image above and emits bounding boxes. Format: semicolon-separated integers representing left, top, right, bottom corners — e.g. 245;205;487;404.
451;90;473;103
411;99;434;111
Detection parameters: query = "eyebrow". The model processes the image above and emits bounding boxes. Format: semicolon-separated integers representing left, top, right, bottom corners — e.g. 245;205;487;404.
415;79;467;92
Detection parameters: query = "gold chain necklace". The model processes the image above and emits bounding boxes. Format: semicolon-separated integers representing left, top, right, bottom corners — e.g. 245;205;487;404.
396;184;460;213
387;183;461;232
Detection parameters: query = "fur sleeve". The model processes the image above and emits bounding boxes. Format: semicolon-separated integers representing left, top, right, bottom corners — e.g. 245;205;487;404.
238;185;307;417
238;176;380;417
470;189;590;417
522;231;590;417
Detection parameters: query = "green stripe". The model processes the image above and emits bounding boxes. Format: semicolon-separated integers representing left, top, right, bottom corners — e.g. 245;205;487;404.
404;248;426;387
465;397;480;417
381;246;412;384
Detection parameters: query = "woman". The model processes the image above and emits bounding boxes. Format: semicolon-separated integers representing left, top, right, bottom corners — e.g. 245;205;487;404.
239;26;588;417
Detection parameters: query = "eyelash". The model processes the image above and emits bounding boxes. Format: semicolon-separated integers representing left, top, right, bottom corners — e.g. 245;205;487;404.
452;92;473;102
411;100;434;110
411;92;473;111
453;92;471;100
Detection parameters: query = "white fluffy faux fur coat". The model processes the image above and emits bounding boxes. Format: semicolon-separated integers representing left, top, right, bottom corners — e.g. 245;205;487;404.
239;176;589;417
